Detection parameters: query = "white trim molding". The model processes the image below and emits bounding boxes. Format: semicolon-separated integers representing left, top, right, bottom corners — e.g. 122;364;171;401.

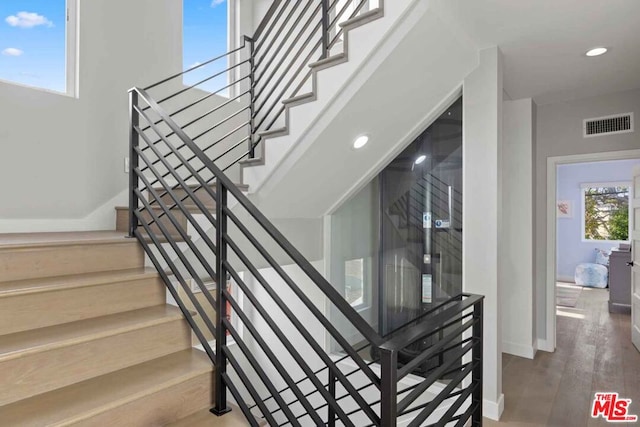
545;149;640;353
502;341;536;359
484;394;505;421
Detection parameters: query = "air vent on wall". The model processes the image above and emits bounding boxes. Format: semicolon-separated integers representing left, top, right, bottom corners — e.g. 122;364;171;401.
583;112;634;138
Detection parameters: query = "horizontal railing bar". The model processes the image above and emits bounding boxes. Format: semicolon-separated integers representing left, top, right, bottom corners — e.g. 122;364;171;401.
134;171;219;301
187;106;250;142
398;316;476;380
221;205;381;384
144;42;248;91
379;296;465;340
253;0;286;44
254;0;316;71
273;336;479;420
223;320;302;426
407;362;476;427
254;1;320;80
221;150;251;172
381;296;483;351
328;0;369;49
401;384;468;418
221;372;261;427
193;119;250;142
133;129;219;244
222;236;381;423
210;136;250;163
427;381;478;427
453;400;480;427
133;188;219;335
145;75;251;119
223;288;336;426
134;86;382;344
254;34;321;114
133;223;216;362
248;338;377;411
140;93;250;150
135;103;223;197
222;344;282;427
154;59;251;105
133;107;221;221
398;340;476;413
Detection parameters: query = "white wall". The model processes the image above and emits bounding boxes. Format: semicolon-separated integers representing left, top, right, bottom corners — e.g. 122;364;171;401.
0;0;182;232
501;98;535;359
534;88;640;345
463;46;503;420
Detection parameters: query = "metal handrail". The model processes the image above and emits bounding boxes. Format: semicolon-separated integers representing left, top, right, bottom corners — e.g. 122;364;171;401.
129;1;484;425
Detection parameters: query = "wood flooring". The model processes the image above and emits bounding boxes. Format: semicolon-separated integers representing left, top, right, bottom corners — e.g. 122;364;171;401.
484;286;640;426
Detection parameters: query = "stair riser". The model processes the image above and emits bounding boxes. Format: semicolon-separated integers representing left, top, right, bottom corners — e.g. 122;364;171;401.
0;319;191;406
0;278;165;335
65;371;213;427
0;242;143;283
150;186;216;212
115;207;189;234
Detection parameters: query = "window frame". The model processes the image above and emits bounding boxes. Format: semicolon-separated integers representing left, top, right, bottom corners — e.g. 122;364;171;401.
0;0;78;97
580;181;632;243
344;256;372;311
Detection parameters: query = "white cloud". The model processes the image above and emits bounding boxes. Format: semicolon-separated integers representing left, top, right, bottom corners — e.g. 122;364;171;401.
211;0;225;8
6;12;53;28
189;61;202;69
2;48;23;56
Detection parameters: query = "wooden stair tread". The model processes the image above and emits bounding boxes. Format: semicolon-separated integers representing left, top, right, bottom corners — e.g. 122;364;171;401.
0;305;183;362
0;268;159;298
167;406;252;427
151;182;249;192
0;349;213;426
0;231;132;250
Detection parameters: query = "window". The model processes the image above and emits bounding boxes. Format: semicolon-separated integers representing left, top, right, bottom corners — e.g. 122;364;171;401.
581;182;631;242
345;258;366;307
0;0;76;95
183;0;230;94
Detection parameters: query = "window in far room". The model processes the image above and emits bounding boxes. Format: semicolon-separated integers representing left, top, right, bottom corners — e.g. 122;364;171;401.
0;0;76;95
183;0;230;95
581;183;631;242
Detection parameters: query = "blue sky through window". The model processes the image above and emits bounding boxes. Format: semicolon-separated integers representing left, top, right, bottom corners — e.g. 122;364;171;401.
183;0;229;94
0;1;66;92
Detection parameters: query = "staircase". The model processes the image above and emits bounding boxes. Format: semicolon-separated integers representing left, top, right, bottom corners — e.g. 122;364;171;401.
1;1;484;426
0;232;226;426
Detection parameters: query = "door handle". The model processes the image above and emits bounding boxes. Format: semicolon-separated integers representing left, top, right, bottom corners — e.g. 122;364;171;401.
627;261;634;267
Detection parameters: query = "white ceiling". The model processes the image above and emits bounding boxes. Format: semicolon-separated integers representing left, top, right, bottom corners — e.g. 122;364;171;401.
434;0;640;105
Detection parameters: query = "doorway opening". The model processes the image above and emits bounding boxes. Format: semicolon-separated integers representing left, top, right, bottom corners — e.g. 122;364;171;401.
546;150;640;350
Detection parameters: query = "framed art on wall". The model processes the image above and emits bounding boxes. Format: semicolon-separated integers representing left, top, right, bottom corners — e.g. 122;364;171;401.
557;200;572;218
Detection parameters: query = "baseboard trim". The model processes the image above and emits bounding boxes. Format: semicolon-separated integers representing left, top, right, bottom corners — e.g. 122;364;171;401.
502;341;536;359
536;338;555;353
483;394;504;421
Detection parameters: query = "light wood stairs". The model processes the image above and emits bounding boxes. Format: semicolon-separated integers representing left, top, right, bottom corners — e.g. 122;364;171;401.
0;231;246;426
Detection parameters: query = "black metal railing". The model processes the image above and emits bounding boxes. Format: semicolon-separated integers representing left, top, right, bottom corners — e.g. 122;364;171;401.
128;1;484;425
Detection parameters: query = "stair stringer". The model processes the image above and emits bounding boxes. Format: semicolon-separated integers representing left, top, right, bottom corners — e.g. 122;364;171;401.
240;0;418;190
244;0;479;219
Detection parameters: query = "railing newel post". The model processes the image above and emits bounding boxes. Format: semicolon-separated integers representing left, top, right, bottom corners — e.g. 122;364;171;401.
248;37;256;159
128;89;139;238
380;346;398;427
472;298;484;426
321;0;330;58
212;178;231;416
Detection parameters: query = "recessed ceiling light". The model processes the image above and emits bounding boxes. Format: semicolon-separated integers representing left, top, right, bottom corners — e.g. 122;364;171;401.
353;135;369;149
586;47;607;57
415;155;427;165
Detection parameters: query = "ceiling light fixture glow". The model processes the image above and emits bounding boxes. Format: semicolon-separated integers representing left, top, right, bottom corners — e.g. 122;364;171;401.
415;155;427;165
586;47;607;57
353;135;369;149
